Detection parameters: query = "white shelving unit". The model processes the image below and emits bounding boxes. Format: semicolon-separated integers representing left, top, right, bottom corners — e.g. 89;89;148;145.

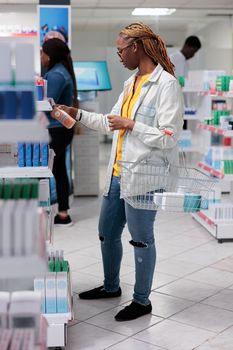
192;210;233;241
0;120;49;142
182;74;233;242
44;273;73;348
0;166;53;178
35;104;74;348
0;256;47;280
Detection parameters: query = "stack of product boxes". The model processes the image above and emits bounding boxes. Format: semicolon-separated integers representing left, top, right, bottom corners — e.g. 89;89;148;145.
0;179;46;258
34;251;70;315
0;291;47;350
17;143;49;167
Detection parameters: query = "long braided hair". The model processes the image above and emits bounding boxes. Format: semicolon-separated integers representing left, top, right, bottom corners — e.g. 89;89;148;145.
120;22;175;76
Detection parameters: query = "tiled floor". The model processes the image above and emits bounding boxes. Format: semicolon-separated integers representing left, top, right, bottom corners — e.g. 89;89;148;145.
53;144;233;350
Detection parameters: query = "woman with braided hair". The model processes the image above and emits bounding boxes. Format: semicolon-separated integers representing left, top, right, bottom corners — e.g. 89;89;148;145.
55;22;183;321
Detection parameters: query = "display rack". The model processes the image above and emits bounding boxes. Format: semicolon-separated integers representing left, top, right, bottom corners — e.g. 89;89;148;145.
34;105;73;348
0;120;49;143
182;72;233;242
0;166;53;178
44;272;73;348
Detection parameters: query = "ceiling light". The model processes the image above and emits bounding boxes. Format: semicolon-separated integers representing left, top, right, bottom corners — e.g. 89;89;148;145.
132;8;176;16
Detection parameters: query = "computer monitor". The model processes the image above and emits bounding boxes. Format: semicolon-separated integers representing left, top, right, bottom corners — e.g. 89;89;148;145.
73;61;112;91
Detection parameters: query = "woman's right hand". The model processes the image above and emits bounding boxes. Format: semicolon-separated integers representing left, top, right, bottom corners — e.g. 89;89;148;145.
56;105;78;120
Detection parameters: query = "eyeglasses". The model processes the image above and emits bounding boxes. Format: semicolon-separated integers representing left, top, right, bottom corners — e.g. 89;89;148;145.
116;42;134;57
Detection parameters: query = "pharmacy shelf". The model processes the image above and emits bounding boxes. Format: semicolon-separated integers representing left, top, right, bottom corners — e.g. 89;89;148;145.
192;210;233;242
182;89;233;98
0;256;47;279
44;270;74;348
36;100;53;112
45;312;72;348
0;166;53;178
197;123;233;136
198;162;233;180
0;120;49;143
198;162;224;178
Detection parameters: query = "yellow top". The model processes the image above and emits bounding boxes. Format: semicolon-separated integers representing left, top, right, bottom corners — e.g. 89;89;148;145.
113;73;151;176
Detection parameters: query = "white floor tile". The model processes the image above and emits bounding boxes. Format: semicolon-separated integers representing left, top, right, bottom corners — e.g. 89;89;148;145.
73;297;116;322
195;325;233;350
202;289;233;312
185;267;233;288
156;258;203;277
211;256;233;273
171;303;233;332
107;338;164;350
150;292;194;318
134;319;215;350
66;322;126;350
156;279;221;302
86;304;162;336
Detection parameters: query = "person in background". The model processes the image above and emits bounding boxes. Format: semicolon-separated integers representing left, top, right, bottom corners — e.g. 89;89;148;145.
169;36;202;78
43;30;66;43
170;36;201;129
41;38;78;226
54;22;183;321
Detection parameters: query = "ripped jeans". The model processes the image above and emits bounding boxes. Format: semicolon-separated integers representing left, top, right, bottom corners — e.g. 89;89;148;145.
98;176;157;305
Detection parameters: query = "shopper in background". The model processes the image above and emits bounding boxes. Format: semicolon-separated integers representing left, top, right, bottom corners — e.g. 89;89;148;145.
170;36;201;129
43;30;66;43
41;38;78;226
55;22;183;320
169;36;202;78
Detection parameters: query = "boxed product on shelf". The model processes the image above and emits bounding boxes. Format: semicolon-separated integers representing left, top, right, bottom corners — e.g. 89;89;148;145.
216;75;233;91
17;143;49;168
35;78;47;102
185;70;225;91
8;291;41;344
208;203;233;221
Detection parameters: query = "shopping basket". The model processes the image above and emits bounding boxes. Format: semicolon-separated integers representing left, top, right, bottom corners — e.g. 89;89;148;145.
117;158;218;213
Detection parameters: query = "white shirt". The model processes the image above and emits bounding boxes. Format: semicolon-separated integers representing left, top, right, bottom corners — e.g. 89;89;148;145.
77;64;184;196
169;51;188;77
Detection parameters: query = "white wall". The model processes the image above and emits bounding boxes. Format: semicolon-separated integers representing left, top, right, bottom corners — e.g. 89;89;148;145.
195;19;233;74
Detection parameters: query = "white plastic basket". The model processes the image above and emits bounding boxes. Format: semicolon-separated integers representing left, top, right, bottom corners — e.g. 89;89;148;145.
117;159;218;213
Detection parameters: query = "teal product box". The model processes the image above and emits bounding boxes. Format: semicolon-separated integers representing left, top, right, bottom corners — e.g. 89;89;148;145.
41;143;49;166
184;193;201;213
33;143;40;166
45;273;57;313
56;272;69;313
17;143;25;167
25;143;32;167
34;278;46;314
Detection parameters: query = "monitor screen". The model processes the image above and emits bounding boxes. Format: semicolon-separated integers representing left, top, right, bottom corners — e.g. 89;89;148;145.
73;61;112;91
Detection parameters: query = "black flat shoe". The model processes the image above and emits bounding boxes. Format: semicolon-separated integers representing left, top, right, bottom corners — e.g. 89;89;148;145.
79;286;122;300
115;301;152;321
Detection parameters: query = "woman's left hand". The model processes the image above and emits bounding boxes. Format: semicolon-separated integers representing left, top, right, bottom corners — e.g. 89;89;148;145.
107;115;135;131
